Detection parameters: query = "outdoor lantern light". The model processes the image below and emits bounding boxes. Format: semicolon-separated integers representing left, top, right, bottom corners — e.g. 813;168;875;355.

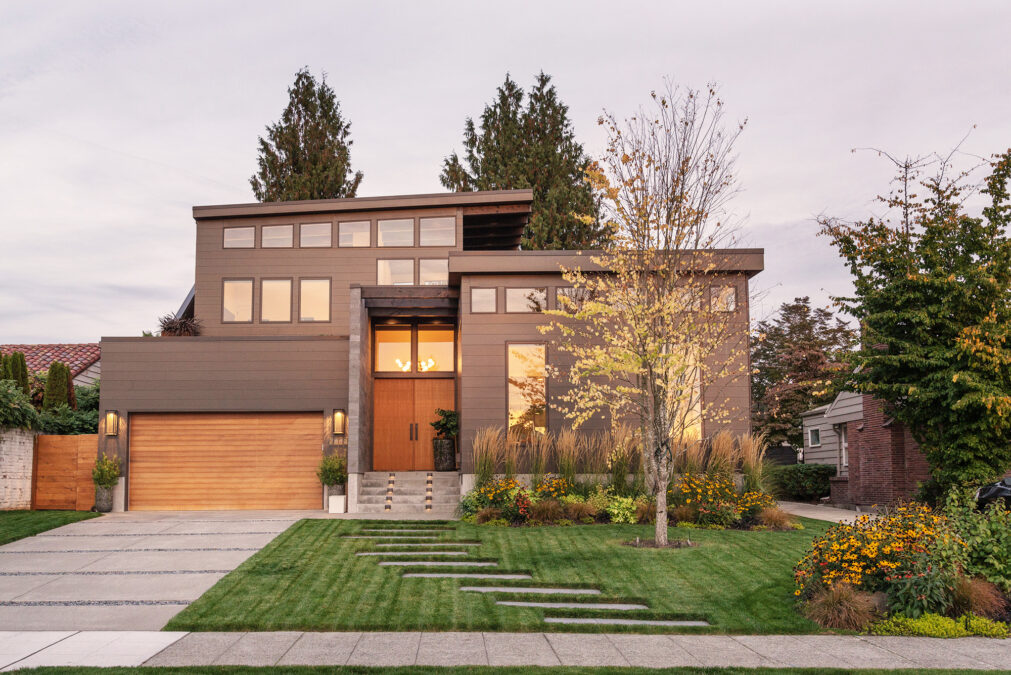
105;410;119;436
333;409;347;436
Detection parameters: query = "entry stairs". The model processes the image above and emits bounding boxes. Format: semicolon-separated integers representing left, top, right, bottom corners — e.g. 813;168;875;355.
358;471;460;516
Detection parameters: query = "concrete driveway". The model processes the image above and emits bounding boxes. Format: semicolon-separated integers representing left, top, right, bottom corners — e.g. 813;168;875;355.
0;511;318;630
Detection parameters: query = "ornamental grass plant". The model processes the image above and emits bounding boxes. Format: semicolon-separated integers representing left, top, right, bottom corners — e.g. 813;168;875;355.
802;583;878;631
473;427;504;487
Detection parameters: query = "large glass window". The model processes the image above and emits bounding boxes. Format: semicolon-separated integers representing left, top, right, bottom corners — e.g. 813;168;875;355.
375;329;412;372
261;224;293;248
419;259;448;286
223;227;254;248
377;259;414;286
377;218;414;247
222;279;253;322
260;279;292;322
506;287;547;313
508;344;546;434
339;221;370;247
419;216;455;246
299;279;330;322
417;328;454;372
471;288;496;313
711;285;737;312
299;222;331;247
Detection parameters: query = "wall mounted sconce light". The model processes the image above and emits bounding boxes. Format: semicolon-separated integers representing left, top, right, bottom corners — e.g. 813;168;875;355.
333;409;347;436
105;410;119;437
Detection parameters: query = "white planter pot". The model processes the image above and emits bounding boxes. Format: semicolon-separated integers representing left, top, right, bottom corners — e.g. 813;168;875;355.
328;495;347;514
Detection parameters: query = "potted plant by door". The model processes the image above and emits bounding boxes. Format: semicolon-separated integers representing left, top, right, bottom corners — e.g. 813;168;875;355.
317;454;347;513
91;453;121;513
430;408;458;471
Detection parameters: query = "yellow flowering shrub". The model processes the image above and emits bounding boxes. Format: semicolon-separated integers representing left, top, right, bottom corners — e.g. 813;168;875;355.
669;473;737;508
735;490;778;518
534;475;572;500
794;502;961;596
475;477;520;510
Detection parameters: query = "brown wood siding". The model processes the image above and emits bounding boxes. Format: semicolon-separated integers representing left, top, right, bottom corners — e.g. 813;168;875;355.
32;435;98;511
128;413;321;510
194;207;464;336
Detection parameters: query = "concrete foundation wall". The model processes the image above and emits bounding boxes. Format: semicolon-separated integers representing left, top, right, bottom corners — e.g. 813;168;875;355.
1;428;35;510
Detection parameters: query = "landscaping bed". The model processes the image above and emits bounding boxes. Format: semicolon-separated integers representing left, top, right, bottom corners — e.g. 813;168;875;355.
0;510;99;546
166;517;830;634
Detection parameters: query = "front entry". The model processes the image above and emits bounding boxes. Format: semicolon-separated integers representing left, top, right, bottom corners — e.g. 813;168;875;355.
373;379;455;471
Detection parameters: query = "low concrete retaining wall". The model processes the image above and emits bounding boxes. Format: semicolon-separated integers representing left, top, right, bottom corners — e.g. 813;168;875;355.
1;428;36;510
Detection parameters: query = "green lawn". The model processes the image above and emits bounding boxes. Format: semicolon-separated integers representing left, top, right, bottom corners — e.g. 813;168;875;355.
13;667;1002;675
166;518;831;634
0;510;100;545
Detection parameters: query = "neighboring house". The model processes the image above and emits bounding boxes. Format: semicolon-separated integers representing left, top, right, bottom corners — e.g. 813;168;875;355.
801;391;931;509
98;190;763;512
0;343;101;387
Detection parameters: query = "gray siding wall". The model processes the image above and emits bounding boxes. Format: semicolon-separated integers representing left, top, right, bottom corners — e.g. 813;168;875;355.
193;207;463;337
802;392;863;475
73;361;101;387
98;336;349;464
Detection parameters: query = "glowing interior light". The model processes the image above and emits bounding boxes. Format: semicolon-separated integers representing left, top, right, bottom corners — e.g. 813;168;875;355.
418;358;437;372
395;358;411;372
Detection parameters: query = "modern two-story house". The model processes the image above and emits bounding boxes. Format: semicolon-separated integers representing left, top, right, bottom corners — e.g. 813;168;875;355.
98;189;763;512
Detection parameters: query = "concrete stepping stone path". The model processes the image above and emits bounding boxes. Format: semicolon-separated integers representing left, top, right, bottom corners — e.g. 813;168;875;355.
497;601;648;610
378;561;498;567
355;551;469;557
403;572;532;579
460;586;601;595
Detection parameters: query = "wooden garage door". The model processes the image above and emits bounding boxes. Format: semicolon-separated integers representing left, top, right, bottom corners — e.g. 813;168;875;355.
128;413;322;510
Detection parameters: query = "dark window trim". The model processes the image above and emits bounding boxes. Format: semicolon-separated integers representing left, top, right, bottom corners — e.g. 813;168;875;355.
259;277;293;323
418;215;457;247
504;287;548;314
505;340;548;433
298;221;333;249
470;286;498;314
297;277;332;323
376;217;416;248
338;219;372;248
222;226;255;249
373;323;456;378
261;224;295;249
418;258;450;287
377;258;416;286
221;277;254;324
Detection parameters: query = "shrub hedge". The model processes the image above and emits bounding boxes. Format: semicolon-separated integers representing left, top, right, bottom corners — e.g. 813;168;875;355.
772;463;836;501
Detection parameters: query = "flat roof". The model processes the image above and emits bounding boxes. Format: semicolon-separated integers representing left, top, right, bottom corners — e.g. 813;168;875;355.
193;189;534;220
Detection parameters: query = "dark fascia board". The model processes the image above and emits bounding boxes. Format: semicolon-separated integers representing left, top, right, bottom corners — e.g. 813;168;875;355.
447;249;765;278
192;190;534;220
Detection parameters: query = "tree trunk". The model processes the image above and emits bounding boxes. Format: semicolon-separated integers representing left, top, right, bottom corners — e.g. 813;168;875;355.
655;479;668;546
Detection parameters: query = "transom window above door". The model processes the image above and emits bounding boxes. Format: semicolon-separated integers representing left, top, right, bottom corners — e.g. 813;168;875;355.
374;326;455;374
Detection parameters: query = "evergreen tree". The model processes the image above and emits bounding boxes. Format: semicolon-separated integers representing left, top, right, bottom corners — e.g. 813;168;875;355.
10;352;29;396
441;72;606;250
822;149;1011;489
43;362;71;410
250;68;363;202
751;297;857;447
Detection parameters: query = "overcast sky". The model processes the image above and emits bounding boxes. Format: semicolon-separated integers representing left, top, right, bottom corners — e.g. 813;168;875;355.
1;1;1009;343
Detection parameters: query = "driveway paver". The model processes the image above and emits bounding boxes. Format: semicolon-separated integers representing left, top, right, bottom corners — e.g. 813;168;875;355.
0;511;310;631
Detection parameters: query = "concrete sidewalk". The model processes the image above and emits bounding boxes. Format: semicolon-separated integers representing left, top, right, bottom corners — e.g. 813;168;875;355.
2;631;1009;670
779;500;861;524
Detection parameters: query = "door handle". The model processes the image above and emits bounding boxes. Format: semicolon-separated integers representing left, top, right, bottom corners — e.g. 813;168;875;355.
409;423;414;441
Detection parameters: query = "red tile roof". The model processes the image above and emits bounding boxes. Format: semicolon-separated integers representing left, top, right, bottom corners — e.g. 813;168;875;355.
0;343;101;378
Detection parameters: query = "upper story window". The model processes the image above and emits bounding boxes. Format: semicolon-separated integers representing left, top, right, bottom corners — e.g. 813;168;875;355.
556;286;596;313
339;221;370;247
261;225;293;248
419;259;448;286
299;278;330;322
377;219;414;247
808;428;821;447
676;287;703;312
419;217;455;246
223;227;255;248
377;259;414;286
471;288;497;313
506;287;547;313
260;279;292;322
222;279;253;322
299;223;331;248
711;285;737;312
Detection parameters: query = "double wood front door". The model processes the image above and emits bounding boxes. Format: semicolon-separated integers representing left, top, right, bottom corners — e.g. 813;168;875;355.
373;378;455;471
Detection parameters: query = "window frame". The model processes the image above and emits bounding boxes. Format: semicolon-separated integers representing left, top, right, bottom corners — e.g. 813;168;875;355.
338;220;372;248
505;341;548;435
505;287;548;314
220;277;254;324
418;258;449;286
377;258;416;286
222;226;255;249
259;277;293;323
298;222;332;248
470;287;498;314
372;323;456;378
808;427;822;448
418;216;457;247
297;277;332;323
260;224;294;248
377;218;416;247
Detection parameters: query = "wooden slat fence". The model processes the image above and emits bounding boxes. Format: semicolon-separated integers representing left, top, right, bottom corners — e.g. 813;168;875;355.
32;434;98;510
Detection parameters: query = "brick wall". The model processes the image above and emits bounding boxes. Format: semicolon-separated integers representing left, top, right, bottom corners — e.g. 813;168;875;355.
846;395;931;508
0;428;35;509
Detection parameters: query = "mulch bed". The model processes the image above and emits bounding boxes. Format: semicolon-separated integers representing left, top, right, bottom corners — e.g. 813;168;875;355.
623;538;698;549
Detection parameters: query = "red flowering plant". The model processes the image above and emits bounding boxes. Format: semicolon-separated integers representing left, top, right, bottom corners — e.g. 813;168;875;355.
502;488;532;524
